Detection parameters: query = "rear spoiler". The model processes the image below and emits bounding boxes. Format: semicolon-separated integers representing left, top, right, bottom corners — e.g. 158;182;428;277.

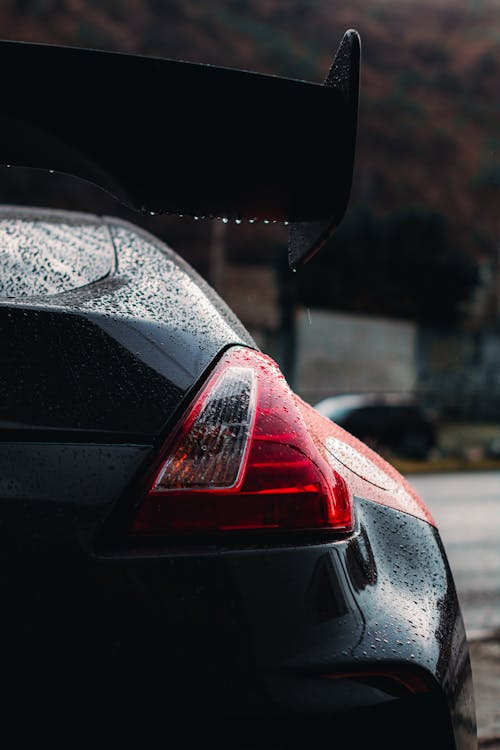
0;30;360;268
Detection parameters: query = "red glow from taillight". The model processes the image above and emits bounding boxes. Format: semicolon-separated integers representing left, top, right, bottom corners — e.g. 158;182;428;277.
133;348;353;535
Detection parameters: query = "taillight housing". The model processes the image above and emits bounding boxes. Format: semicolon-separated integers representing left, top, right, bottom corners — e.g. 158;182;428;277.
133;347;353;536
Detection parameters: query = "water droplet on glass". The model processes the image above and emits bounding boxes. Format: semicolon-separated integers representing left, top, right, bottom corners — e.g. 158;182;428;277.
221;217;229;224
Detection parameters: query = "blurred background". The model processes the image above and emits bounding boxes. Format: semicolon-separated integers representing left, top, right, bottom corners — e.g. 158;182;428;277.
1;1;500;739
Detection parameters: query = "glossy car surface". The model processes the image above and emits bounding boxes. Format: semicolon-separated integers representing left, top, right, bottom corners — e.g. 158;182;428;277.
314;392;437;459
0;206;476;747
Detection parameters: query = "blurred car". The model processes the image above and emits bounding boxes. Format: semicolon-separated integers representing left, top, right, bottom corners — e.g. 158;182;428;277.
314;393;437;460
0;34;475;748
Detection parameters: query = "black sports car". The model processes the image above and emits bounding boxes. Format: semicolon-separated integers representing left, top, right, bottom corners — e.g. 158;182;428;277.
0;33;476;747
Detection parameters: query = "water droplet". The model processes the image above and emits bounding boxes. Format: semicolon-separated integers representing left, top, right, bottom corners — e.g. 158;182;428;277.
235;219;242;224
49;170;55;174
222;217;229;224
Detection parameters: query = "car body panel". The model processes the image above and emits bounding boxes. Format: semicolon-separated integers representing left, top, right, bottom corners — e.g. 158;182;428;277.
0;207;253;441
0;208;475;748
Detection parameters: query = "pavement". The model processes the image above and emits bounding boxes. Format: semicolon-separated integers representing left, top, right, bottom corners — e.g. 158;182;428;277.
470;635;500;748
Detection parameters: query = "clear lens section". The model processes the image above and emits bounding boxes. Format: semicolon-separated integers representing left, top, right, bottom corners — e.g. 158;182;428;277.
153;366;256;491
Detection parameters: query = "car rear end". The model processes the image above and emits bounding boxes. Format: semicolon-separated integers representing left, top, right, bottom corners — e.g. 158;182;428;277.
0;211;475;747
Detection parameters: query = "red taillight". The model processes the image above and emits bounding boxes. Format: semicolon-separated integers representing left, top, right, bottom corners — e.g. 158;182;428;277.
133;348;353;535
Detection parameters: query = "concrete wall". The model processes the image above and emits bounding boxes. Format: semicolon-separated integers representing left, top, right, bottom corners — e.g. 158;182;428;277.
295;308;417;405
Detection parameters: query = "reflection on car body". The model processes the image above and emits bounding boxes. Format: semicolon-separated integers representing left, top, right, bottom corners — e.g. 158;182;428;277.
315;392;437;459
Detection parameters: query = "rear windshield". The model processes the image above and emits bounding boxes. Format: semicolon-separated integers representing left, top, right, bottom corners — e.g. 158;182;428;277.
0;216;114;298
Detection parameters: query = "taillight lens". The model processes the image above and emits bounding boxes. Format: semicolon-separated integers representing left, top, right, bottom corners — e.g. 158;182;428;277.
133;347;353;535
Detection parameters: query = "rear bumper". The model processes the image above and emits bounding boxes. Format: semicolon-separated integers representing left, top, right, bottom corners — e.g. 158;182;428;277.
58;696;459;750
2;499;475;748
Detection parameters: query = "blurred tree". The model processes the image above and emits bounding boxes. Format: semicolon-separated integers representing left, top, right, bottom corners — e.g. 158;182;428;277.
294;206;479;329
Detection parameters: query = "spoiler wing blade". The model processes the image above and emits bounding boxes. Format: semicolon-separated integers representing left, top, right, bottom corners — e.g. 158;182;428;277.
0;30;360;267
